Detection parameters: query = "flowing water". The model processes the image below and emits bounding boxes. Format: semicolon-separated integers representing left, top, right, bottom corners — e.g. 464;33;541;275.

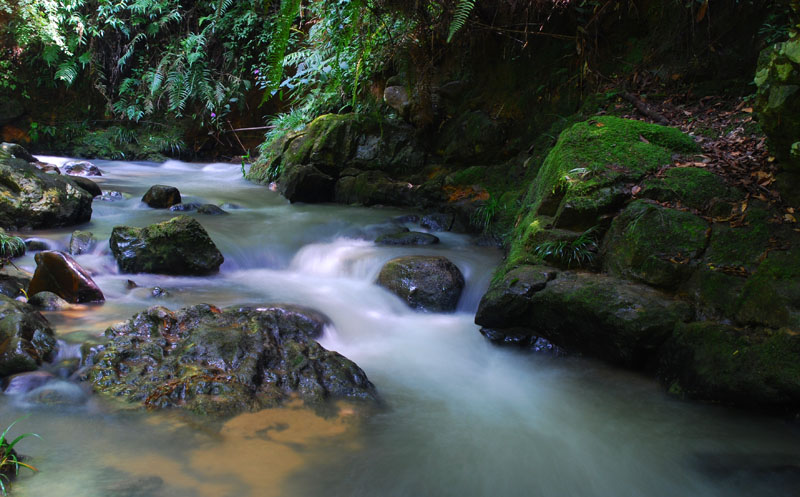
3;158;800;497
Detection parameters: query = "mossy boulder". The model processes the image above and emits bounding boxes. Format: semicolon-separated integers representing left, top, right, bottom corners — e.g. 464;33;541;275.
69;230;96;255
248;114;424;204
754;38;800;171
0;295;57;377
640;167;741;214
524;116;698;230
0;155;93;230
109;216;224;275
660;322;800;407
475;267;692;366
602;200;709;289
334;170;414;206
435;111;505;164
377;256;465;312
736;249;800;329
81;304;378;416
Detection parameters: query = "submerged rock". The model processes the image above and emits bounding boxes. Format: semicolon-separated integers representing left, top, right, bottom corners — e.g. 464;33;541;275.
27;251;105;303
0;156;93;230
0;295;57;377
420;213;455;232
141;184;181;208
196;203;227;215
28;291;73;310
63;160;102;176
0;265;32;299
82;304;379;416
109;215;224;275
377;255;465;312
375;231;439;246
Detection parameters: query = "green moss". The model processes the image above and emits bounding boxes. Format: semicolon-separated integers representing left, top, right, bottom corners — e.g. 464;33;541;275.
704;211;771;271
737;249;800;328
641;167;740;211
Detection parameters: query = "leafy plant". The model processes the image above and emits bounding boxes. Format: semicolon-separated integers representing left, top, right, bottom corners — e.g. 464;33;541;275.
0;416;39;496
0;231;25;259
533;226;600;268
447;0;476;42
471;194;504;231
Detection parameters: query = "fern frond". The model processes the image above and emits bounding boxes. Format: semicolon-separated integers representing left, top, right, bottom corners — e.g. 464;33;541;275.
447;0;476;43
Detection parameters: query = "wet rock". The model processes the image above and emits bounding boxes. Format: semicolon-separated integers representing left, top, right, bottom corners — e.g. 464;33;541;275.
377;256;465;312
125;280;138;289
280;164;336;203
420;212;455;232
150;287;169;298
68;176;102;197
660;322;800;407
196;204;227;215
141;184;181;208
100;191;124;202
82;304;379;416
27;251;105;303
475;266;692;366
28;291;72;310
169;202;201;212
334;170;414;206
69;230;96;255
4;371;55;395
34;162;60;174
0;265;32;299
109;216;224;275
63;160;102;176
375;231;439;246
0;142;36;163
220;202;241;210
341;222;409;241
0;295;57;377
384;85;411;117
23;380;88;406
0;156;93;230
24;239;51;252
392;214;420;223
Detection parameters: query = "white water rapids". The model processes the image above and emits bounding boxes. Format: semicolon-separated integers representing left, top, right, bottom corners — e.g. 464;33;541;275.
2;158;799;497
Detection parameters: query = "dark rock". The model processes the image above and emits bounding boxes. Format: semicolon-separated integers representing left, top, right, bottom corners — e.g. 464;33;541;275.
81;304;379;416
169;202;201;212
34;162;60;174
125;280;138;289
68;176;102;197
0;265;32;299
100;191;124;202
109;216;224;275
475;266;692;366
4;371;55;395
375;231;439;245
341;222;409;241
63;160;102;176
392;214;420;223
659;322;800;407
0;157;93;230
377;256;465;312
141;185;181;208
0;142;36;163
420;212;455;232
435;111;505;164
196;204;228;215
150;287;169;298
279;164;336;203
384;86;411;117
27;251;105;303
24;239;51;252
0;295;57;377
28;291;72;310
334;170;414;206
69;230;96;255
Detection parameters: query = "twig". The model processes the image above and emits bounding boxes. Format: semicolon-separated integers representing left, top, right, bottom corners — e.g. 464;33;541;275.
621;92;670;125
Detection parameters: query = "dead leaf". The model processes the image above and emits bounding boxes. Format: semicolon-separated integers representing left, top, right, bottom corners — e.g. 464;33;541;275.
785;214;797;223
742;107;753;113
639;134;650;144
631;185;642;196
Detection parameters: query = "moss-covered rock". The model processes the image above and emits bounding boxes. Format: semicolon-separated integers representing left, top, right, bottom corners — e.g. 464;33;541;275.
81;304;379;416
660;322;800;407
435;110;505;164
640;167;741;213
754;38;800;171
602;200;709;289
109;216;224;275
475;267;692;366
0;153;93;230
0;295;57;377
736;249;800;329
248;114;424;204
377;256;465;312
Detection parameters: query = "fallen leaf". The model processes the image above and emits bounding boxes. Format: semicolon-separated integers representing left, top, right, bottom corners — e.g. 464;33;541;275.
631;185;642;195
742;107;753;113
785;213;797;223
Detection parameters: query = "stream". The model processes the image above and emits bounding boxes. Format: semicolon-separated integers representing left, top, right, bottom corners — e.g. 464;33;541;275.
3;157;800;497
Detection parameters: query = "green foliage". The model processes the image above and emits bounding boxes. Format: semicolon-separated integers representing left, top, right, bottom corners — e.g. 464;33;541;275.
0;416;39;496
533;226;600;268
447;0;476;42
0;230;26;260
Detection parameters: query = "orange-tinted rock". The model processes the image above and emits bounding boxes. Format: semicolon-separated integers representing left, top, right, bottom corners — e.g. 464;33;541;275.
27;251;104;303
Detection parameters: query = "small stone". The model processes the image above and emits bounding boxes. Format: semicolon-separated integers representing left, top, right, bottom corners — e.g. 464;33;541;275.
142;185;181;208
68;230;96;255
63;160;102;176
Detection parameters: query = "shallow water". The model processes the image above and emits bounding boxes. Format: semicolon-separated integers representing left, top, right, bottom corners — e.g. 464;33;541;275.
4;157;800;497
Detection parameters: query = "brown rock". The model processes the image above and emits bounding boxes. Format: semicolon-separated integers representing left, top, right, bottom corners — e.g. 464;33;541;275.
27;251;105;303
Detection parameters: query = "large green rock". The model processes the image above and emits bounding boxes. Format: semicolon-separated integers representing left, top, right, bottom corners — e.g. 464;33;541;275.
377;256;465;312
109;216;224;275
602;200;709;289
660;322;800;407
755;38;800;171
475;266;692;366
0;295;57;377
81;304;379;416
248;114;424;204
640;167;741;214
736;248;800;329
0;154;93;230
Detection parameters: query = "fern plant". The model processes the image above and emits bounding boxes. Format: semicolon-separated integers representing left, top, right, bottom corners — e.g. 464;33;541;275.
0;231;25;260
0;416;39;496
447;0;477;42
533;226;600;268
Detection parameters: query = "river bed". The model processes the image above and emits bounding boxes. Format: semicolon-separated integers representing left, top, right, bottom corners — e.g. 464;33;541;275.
3;157;800;497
